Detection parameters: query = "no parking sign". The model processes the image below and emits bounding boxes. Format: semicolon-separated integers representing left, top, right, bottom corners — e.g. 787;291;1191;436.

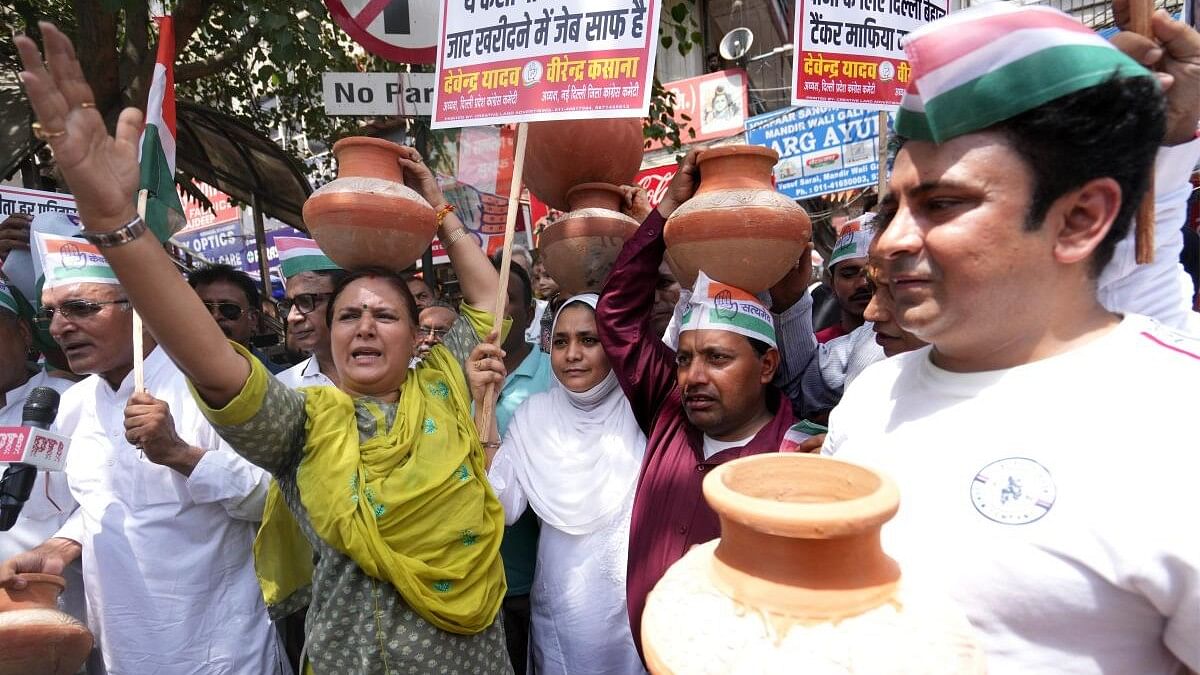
324;0;438;64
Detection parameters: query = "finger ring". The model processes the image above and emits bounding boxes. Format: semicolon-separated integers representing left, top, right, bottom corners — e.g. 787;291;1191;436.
31;122;67;141
475;360;484;370
80;102;96;109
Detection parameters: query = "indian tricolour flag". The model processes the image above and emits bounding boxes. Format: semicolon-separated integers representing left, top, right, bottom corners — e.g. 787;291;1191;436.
275;236;342;281
138;12;186;242
894;3;1152;144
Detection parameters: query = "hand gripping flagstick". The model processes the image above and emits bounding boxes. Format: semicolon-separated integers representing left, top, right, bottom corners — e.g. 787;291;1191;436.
475;122;529;444
1130;0;1156;264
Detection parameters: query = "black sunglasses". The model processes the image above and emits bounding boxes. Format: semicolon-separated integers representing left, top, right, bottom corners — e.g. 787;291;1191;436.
34;299;130;329
279;292;333;317
203;301;247;321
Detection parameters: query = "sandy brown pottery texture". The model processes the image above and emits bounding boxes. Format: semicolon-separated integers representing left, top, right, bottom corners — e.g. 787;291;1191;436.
641;453;986;674
524;119;644;211
539;183;639;295
0;573;94;675
302;137;436;271
664;145;811;292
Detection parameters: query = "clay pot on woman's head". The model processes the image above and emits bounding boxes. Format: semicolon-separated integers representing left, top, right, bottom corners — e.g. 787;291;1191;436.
524;119;645;211
0;573;94;675
302;137;437;272
664;145;811;292
641;453;986;674
539;183;639;296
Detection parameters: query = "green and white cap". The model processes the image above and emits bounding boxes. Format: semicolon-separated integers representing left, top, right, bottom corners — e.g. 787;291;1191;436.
895;3;1155;144
32;230;119;290
275;236;341;280
0;279;17;316
679;271;777;349
828;214;876;268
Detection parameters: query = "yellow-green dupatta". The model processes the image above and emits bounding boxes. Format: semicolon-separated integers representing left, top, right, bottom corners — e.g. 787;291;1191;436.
255;344;506;634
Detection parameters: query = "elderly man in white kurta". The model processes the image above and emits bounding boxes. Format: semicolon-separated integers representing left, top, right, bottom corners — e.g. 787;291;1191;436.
0;234;286;674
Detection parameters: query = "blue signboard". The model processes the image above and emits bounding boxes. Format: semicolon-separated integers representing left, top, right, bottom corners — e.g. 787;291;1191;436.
173;218;305;298
745;106;891;201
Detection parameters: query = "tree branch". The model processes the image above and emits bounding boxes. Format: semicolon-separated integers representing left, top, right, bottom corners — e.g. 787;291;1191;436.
176;25;262;83
71;0;119;118
173;0;218;55
119;2;151;108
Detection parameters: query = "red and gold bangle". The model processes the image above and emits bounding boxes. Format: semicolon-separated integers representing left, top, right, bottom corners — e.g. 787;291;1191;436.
435;203;457;228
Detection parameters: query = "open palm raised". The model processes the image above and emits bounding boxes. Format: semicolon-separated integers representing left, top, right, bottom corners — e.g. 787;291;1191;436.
15;22;143;232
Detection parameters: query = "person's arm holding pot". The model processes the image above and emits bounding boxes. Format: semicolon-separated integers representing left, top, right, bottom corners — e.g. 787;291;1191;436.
14;24;247;408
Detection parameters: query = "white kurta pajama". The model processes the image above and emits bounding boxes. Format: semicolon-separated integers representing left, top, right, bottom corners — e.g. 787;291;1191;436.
52;347;285;674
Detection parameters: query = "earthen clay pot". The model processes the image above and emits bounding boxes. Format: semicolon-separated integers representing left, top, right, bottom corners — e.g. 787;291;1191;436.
524;119;644;211
539;183;639;295
642;454;986;674
0;573;94;675
302;137;436;271
664;145;811;292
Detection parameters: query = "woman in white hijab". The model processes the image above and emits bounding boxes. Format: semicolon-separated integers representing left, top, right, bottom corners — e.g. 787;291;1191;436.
468;293;647;675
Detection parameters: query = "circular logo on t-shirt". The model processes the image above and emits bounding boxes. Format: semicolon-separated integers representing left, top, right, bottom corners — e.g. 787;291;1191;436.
970;457;1056;525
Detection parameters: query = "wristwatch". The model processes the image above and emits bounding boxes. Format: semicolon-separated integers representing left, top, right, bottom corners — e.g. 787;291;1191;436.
81;215;147;248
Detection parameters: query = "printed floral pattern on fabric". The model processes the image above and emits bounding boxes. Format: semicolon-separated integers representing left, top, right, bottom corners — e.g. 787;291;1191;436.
427;381;451;400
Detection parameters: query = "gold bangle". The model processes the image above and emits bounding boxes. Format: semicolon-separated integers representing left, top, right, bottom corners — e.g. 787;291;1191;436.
435;203;457;228
441;227;469;248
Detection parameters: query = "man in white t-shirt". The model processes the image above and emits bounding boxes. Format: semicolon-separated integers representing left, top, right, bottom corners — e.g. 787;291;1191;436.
823;5;1200;673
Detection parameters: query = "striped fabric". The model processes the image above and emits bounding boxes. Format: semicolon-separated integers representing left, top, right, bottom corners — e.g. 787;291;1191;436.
680;271;777;348
138;14;185;241
33;231;119;289
895;3;1153;143
275;236;341;280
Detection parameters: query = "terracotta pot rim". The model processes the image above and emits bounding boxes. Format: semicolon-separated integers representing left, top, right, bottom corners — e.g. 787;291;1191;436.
704;454;899;538
698;144;780;165
331;136;407;157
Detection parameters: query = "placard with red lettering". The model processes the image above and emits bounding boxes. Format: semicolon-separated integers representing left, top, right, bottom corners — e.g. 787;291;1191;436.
792;0;949;110
431;0;661;128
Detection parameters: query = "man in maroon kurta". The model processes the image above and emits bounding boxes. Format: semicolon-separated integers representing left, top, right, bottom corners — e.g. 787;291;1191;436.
596;153;797;656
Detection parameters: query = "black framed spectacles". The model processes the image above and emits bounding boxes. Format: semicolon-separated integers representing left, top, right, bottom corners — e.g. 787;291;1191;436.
33;299;131;329
280;292;333;317
202;301;247;321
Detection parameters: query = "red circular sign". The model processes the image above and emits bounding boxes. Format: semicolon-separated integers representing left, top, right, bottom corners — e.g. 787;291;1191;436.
324;0;437;64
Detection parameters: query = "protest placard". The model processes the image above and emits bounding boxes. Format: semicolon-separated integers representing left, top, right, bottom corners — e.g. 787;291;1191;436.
792;0;949;110
746;106;891;200
0;186;77;217
431;0;661;128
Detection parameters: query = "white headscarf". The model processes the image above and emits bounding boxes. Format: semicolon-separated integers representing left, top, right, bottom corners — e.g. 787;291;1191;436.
501;294;647;535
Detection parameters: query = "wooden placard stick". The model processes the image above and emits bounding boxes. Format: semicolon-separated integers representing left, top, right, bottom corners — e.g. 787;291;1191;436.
133;189;148;392
476;121;530;442
877;111;889;199
1130;0;1156;264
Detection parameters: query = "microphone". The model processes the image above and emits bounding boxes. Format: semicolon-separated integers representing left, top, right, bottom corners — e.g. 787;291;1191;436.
0;387;61;531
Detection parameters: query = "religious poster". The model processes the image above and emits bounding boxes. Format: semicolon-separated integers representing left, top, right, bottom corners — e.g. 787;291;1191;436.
792;0;949;110
431;0;661;128
646;69;749;151
746;106;891;200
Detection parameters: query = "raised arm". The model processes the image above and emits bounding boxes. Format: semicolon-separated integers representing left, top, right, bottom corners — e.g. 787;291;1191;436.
594;167;693;431
397;150;499;308
15;24;247;407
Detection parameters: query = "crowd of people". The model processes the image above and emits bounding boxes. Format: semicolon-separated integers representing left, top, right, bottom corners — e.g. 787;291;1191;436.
0;3;1198;674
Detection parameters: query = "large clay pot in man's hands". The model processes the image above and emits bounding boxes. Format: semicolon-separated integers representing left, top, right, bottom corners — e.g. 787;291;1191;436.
0;573;94;675
641;453;986;674
302;137;437;271
664;145;811;292
524;119;644;211
539;183;639;295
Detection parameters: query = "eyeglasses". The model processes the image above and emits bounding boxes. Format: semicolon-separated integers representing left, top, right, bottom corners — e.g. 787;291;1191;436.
417;326;450;339
279;293;333;317
33;299;131;329
203;301;248;321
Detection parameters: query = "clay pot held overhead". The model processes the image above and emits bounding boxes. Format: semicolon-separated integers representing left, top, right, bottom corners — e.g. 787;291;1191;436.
0;573;94;675
539;183;639;295
642;453;986;675
302;137;437;271
524;119;645;211
664;145;811;292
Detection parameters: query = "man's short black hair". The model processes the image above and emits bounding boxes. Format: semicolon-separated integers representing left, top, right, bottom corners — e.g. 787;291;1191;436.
310;268;348;287
492;258;534;309
188;264;260;307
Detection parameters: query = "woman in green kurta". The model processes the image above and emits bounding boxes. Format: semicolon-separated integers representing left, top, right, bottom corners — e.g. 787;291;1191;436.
15;24;513;674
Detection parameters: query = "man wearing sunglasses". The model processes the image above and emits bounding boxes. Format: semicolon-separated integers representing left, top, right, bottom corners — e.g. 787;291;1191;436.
275;238;344;391
187;264;285;374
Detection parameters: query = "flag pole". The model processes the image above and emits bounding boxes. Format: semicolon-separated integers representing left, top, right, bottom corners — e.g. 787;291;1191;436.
1130;0;1155;264
476;121;529;443
132;190;148;392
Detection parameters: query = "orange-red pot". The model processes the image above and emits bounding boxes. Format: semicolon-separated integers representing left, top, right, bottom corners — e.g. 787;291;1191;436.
0;573;94;675
302;137;436;271
664;145;811;292
524;119;644;211
539;183;639;295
